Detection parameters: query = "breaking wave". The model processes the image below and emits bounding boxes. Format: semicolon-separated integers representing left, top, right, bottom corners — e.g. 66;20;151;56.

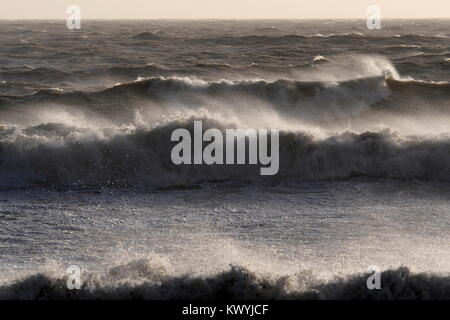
1;257;449;300
2;75;450;126
0;118;449;189
0;56;449;189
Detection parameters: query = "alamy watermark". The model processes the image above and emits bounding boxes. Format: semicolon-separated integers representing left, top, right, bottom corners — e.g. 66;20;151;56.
66;264;82;290
170;121;279;175
366;265;381;290
367;5;381;30
66;5;81;30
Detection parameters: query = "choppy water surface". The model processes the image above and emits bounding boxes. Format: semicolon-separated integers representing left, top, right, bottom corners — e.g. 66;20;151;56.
0;20;449;299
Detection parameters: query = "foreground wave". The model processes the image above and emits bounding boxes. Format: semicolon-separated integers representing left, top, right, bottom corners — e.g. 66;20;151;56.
1;259;449;300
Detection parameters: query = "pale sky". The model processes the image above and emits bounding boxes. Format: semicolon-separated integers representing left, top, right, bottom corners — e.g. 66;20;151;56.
0;0;449;19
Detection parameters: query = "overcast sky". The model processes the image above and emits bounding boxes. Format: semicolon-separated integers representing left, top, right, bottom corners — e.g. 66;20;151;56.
0;0;449;19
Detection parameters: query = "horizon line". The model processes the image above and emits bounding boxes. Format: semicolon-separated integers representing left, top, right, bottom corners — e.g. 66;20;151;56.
1;17;450;21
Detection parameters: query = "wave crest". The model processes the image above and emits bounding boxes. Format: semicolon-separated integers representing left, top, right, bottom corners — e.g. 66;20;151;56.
0;118;449;189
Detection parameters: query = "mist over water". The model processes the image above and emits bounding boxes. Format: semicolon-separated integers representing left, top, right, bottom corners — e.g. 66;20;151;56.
0;20;449;299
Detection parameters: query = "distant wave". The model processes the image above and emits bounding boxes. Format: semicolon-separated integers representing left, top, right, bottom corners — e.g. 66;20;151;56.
380;44;421;50
0;67;70;83
130;31;165;40
0;62;273;86
313;55;330;64
185;33;449;46
1;259;449;299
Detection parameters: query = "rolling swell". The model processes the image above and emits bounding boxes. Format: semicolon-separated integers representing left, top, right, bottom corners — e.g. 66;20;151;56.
186;33;447;46
2;75;450;120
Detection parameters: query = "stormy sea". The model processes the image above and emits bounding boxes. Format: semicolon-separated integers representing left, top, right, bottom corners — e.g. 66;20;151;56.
0;20;449;299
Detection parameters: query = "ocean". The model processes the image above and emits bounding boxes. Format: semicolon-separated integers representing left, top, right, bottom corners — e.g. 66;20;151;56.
0;19;449;299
